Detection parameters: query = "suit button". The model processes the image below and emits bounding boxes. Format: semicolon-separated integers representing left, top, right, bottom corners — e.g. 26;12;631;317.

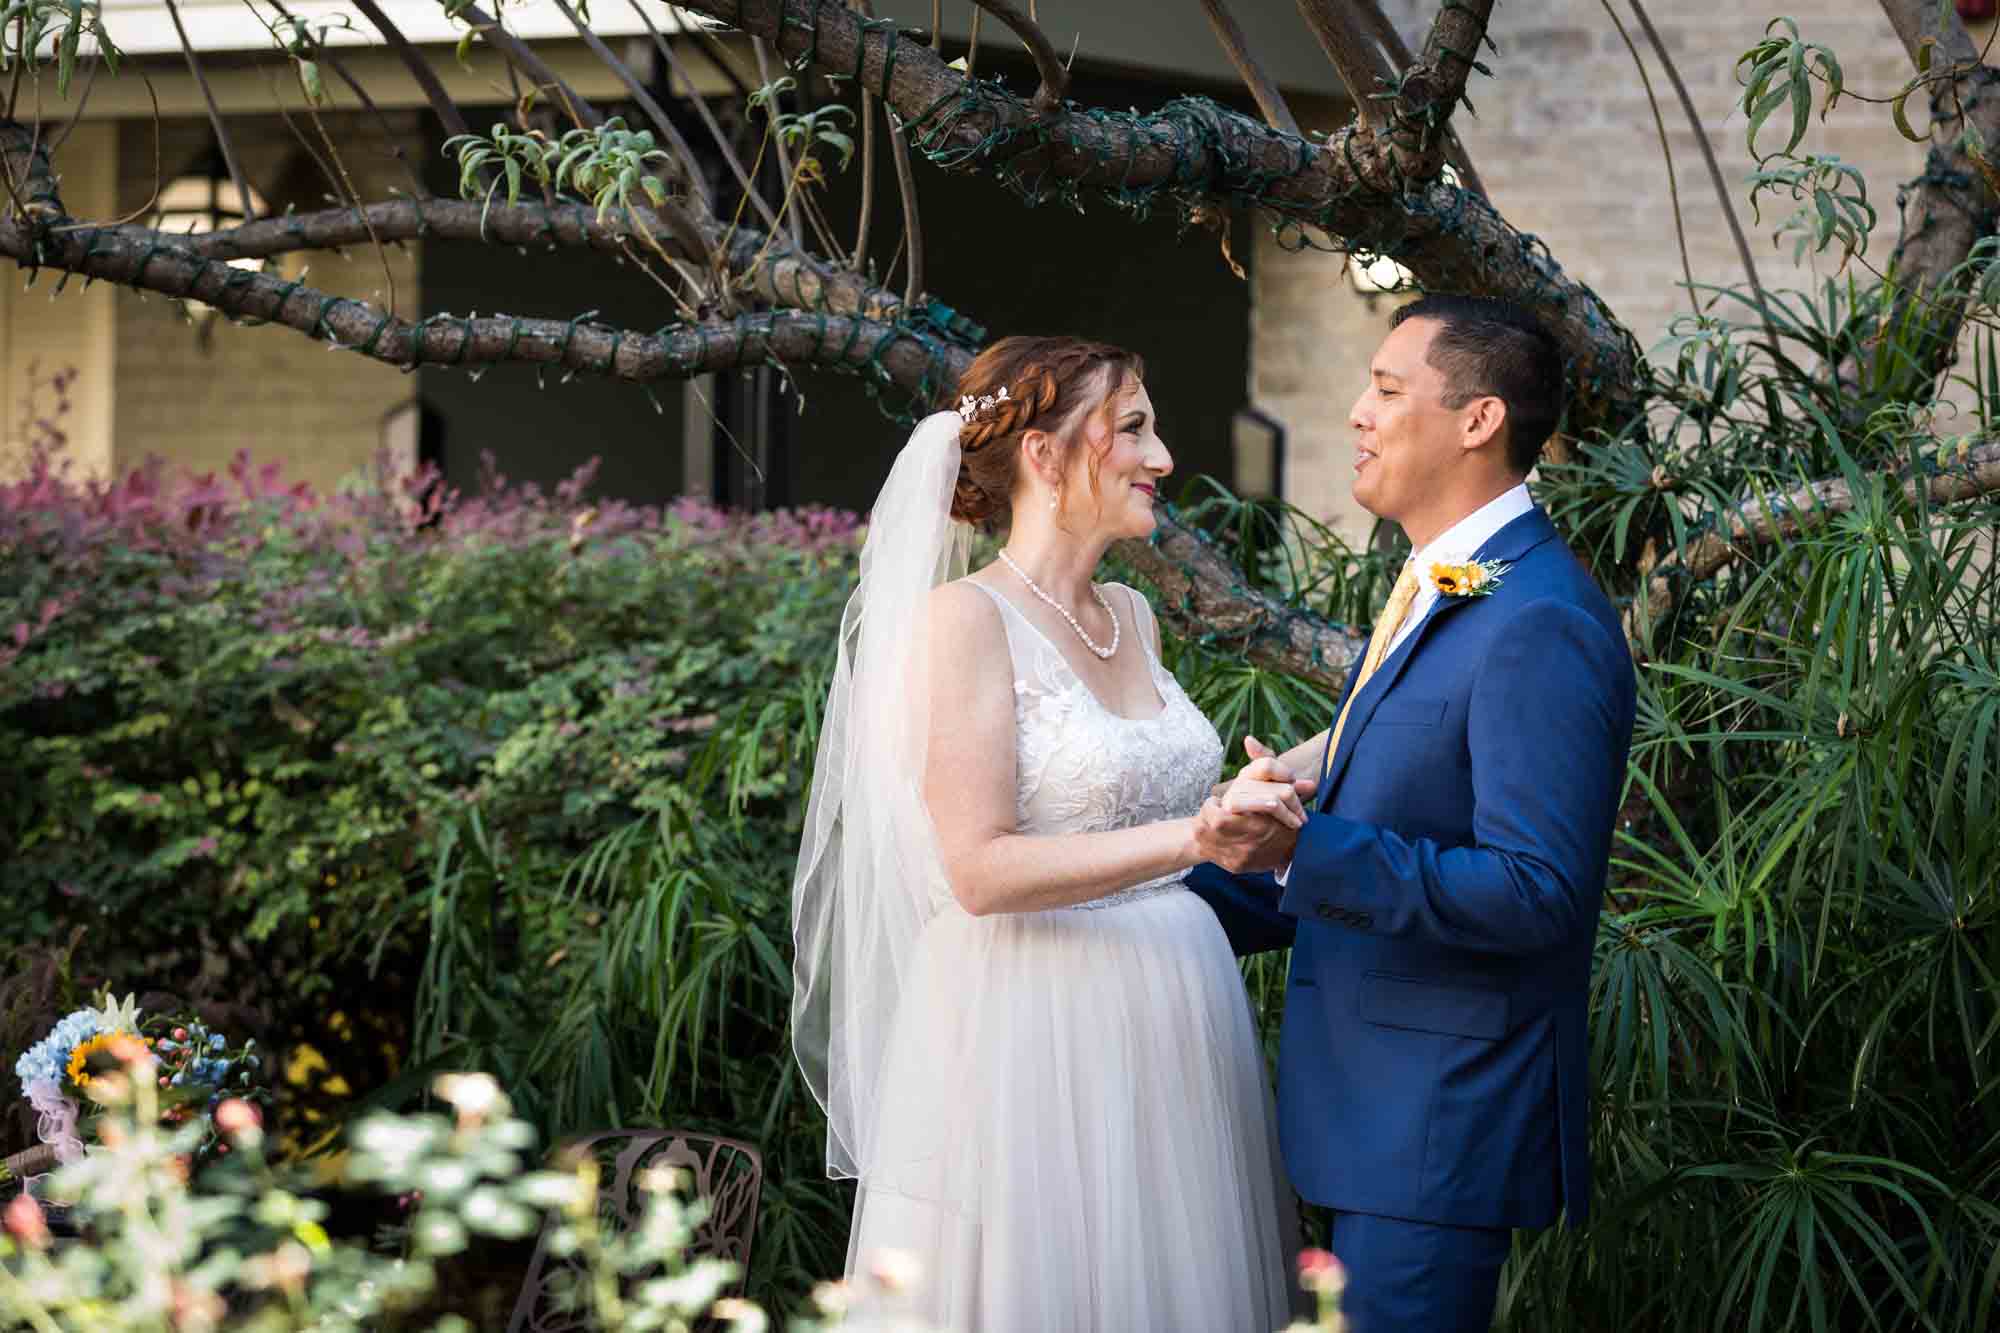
1314;903;1335;920
1354;912;1374;929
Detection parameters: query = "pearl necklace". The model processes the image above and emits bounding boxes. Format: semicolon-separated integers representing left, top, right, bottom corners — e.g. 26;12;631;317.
997;549;1120;660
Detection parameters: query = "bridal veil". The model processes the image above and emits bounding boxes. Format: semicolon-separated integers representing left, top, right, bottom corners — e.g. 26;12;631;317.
791;410;970;1180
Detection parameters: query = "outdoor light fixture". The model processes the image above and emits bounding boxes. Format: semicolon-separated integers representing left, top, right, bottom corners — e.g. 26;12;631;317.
1349;163;1464;299
152;139;265;238
1346;252;1412;296
150;140;268;329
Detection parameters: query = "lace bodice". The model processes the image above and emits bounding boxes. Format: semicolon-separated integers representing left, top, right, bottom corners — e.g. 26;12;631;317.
970;581;1225;910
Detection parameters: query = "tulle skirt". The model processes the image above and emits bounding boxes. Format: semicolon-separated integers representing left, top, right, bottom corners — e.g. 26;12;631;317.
846;886;1297;1332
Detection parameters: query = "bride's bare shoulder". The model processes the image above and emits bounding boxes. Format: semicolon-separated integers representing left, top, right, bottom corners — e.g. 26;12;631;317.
926;579;1014;696
927;576;1007;640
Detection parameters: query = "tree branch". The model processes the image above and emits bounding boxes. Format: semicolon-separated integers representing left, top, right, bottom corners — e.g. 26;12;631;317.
1840;0;1998;399
1600;0;1693;313
1354;0;1484;198
2;208;952;391
1395;0;1494;149
750;35;807;250
1879;0;1981;67
674;0;1640;434
885;87;925;305
350;0;470;139
1295;0;1396;132
265;0;427;198
162;0;257;222
12;155;1349;684
1625;1;1764;310
87;195;915;327
1636;440;2000;633
966;0;1069;115
1114;523;1365;687
454;1;603;128
1198;0;1301;137
624;0;783;234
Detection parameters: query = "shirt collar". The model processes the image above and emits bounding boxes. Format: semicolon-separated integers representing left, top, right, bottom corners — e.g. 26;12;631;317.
1406;483;1535;576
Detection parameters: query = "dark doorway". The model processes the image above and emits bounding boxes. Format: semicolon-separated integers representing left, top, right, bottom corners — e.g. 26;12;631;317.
415;57;1253;515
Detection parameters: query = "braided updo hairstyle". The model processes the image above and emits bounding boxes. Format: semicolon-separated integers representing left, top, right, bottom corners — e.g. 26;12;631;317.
944;335;1145;530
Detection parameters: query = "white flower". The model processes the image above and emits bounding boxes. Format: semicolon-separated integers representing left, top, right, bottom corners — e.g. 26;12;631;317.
432;1071;504;1119
712;1297;769;1332
92;991;144;1033
812;1279;856;1316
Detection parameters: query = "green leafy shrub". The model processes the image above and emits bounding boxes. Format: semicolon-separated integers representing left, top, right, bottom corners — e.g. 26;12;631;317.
0;444;862;1300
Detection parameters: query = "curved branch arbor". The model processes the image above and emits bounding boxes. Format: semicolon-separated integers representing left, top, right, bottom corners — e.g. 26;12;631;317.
4;0;1998;683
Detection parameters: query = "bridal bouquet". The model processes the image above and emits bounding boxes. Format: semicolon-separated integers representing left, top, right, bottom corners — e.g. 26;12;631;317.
10;989;266;1176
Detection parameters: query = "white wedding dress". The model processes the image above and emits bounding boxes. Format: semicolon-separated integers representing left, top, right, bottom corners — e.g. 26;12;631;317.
845;581;1296;1332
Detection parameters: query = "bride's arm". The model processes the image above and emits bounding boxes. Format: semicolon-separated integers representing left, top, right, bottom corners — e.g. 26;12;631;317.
924;583;1301;916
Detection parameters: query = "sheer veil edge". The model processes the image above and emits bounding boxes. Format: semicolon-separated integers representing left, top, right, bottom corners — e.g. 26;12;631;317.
791;410;971;1179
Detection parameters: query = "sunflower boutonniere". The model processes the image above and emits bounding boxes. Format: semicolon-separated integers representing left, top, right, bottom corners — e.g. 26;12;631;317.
1428;558;1508;599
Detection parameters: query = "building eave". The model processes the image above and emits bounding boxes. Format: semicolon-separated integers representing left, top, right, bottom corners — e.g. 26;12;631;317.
95;0;683;57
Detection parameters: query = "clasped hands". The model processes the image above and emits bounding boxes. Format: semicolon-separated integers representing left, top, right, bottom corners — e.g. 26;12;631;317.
1191;736;1317;874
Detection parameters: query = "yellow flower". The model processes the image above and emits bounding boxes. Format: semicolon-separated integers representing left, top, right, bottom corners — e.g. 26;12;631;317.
1429;557;1508;599
65;1031;133;1092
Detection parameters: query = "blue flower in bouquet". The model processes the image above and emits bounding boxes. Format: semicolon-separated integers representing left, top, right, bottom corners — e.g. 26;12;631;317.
14;1008;103;1091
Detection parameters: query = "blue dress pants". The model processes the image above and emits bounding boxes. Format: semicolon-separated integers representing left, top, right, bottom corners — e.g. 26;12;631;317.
1328;1210;1512;1333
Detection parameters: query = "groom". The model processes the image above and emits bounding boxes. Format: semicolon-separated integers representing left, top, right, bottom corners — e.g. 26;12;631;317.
1188;295;1636;1332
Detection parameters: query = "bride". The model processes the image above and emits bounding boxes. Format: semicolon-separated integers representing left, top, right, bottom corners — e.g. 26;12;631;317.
792;336;1308;1330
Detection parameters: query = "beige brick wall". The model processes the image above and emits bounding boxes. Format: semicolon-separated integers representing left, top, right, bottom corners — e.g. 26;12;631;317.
1258;1;1988;541
1251;241;1406;544
111;114;423;493
1;124;118;483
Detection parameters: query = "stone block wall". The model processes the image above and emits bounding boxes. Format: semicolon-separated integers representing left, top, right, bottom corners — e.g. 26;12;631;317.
110;113;425;492
1256;0;1988;541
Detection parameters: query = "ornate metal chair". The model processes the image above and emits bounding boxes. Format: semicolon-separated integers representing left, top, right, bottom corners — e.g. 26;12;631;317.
505;1129;763;1333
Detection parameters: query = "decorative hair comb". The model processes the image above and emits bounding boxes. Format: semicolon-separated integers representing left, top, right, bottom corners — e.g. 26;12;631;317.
956;385;1010;422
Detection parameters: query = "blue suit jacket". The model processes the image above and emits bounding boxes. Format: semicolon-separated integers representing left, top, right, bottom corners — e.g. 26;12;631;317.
1190;507;1635;1230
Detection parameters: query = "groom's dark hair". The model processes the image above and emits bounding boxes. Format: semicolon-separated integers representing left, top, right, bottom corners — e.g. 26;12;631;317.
1390;295;1566;475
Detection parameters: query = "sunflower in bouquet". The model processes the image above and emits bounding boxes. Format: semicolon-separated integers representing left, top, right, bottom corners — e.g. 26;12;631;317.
11;990;268;1172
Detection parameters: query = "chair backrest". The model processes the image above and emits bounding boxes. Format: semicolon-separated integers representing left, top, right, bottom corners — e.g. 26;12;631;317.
505;1129;764;1333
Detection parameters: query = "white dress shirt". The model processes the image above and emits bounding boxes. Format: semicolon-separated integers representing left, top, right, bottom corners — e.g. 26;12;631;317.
1273;483;1535;887
1385;482;1535;657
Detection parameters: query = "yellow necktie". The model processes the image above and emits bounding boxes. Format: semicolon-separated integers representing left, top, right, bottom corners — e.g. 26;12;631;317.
1322;562;1423;780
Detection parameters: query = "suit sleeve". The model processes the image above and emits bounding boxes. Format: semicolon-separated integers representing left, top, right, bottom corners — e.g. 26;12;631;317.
1277;597;1635;956
1185;862;1297;956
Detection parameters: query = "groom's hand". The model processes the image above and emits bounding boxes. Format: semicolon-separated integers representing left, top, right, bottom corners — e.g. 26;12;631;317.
1192;792;1302;873
1210;735;1318;805
1195;737;1317;872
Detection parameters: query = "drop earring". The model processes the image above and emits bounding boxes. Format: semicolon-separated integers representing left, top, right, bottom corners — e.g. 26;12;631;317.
1049;484;1061;514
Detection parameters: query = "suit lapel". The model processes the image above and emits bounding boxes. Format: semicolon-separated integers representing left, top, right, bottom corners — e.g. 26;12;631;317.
1316;507;1562;808
1316;594;1471;806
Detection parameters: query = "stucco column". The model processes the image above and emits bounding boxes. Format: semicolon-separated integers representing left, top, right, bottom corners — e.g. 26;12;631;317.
1250;227;1405;546
1;123;117;482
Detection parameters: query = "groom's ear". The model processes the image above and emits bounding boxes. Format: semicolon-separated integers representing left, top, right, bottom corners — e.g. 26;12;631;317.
1461;395;1509;457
